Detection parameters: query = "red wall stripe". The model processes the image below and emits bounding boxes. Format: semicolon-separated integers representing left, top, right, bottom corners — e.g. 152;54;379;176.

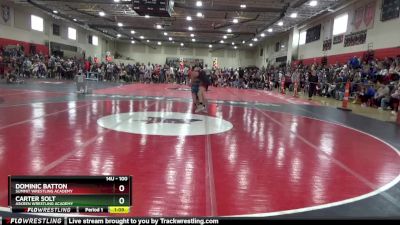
0;37;49;55
295;46;400;66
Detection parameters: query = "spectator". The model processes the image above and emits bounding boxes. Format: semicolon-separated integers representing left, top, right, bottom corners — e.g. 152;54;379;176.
389;85;400;114
375;83;390;109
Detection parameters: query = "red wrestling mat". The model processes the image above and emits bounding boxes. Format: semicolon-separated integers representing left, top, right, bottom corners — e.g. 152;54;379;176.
0;89;66;105
0;99;398;217
94;83;318;106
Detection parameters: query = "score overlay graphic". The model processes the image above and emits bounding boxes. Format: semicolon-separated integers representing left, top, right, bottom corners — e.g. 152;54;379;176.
8;176;132;213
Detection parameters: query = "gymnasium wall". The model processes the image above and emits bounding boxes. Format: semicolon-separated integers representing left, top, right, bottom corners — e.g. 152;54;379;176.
115;42;256;68
254;32;291;67
0;1;112;58
253;0;400;67
0;1;255;68
296;0;400;64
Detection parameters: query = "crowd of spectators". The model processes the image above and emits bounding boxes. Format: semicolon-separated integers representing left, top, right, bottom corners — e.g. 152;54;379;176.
207;54;400;114
1;45;399;114
0;45;81;82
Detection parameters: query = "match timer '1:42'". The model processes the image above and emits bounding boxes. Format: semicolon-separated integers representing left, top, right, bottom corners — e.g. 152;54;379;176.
8;176;132;214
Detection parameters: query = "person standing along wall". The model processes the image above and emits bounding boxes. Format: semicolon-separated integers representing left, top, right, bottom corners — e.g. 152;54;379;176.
308;68;319;100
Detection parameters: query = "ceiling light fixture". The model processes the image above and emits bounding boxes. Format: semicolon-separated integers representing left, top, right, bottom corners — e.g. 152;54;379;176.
240;4;246;9
192;38;196;42
253;38;258;41
140;36;144;39
220;40;224;43
232;42;235;45
188;26;193;31
249;43;253;47
290;12;298;18
131;30;135;34
99;11;106;17
73;18;77;22
181;43;184;46
186;16;192;21
227;28;232;33
223;35;227;39
114;0;121;2
268;28;273;32
164;32;168;36
278;21;284;26
158;41;162;45
233;18;239;24
117;34;121;38
234;46;237;49
169;37;173;41
117;22;123;27
242;40;245;44
196;12;203;17
53;10;58;14
261;33;265;37
156;24;162;29
309;0;318;7
196;1;203;7
145;15;150;18
131;40;135;44
147;40;150;43
190;33;195;37
209;44;213;48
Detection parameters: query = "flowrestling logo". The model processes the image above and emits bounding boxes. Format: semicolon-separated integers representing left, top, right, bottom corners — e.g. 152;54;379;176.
97;112;233;136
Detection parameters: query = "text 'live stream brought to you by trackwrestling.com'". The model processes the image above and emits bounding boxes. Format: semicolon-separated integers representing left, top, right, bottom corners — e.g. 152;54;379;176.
2;217;221;225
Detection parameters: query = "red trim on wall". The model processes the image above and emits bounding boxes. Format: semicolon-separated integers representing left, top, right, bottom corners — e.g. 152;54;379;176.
295;46;400;65
0;37;49;55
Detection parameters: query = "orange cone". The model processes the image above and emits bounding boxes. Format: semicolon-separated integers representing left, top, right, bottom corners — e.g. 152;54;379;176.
337;81;352;112
293;81;299;98
281;79;285;95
